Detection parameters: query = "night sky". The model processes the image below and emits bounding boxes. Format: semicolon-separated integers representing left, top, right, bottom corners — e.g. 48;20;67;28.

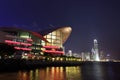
0;0;120;59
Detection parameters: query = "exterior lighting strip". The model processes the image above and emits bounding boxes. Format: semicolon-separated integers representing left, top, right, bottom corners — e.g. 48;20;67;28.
43;46;60;49
5;40;32;46
26;38;33;42
14;47;32;51
43;50;64;54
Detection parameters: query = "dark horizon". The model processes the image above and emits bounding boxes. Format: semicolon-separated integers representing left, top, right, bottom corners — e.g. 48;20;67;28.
0;0;120;59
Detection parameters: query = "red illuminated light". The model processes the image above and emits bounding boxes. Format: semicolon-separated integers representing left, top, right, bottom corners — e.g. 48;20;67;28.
21;48;32;51
21;42;32;46
43;46;60;49
14;47;31;51
5;40;32;46
5;40;20;44
26;38;33;42
14;47;21;50
43;50;64;54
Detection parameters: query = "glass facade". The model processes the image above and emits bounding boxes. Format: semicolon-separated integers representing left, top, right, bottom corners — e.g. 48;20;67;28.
5;31;32;52
44;30;62;47
2;30;44;54
30;34;43;53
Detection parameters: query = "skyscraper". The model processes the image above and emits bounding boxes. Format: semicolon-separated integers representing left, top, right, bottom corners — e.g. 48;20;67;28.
91;39;100;61
93;39;100;61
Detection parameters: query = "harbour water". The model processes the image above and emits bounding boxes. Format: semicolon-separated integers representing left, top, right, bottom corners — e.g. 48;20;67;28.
0;62;120;80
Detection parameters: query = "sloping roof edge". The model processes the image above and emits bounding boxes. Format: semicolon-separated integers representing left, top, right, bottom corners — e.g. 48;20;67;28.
0;26;48;42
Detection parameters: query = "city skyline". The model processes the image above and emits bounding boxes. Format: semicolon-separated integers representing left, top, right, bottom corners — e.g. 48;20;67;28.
0;0;120;59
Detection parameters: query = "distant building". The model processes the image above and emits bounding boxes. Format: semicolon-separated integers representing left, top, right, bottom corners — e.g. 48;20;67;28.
99;51;105;60
81;52;85;61
91;39;100;61
66;50;72;57
73;53;80;58
81;52;91;61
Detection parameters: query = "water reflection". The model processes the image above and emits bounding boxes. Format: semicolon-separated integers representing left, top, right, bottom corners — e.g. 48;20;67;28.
18;66;81;80
66;67;81;80
81;64;107;80
0;64;120;80
80;63;120;80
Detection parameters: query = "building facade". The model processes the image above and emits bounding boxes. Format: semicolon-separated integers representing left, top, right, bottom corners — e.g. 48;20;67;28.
0;26;72;57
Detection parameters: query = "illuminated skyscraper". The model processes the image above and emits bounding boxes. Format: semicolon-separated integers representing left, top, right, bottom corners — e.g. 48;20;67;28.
93;39;100;61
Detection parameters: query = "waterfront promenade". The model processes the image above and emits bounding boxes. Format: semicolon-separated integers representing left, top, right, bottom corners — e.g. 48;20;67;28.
0;59;118;71
0;59;81;70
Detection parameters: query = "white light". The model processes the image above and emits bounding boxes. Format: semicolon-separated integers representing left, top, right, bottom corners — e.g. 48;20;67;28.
94;39;97;43
96;57;100;61
52;36;56;39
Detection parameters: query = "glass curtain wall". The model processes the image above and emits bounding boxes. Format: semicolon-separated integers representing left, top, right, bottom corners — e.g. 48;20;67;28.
44;30;62;47
19;32;43;54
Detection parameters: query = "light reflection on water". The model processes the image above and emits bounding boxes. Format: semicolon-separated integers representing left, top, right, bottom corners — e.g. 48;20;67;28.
18;66;81;80
0;63;120;80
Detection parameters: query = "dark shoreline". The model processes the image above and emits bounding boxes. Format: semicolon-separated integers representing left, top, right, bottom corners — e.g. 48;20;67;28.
0;59;119;71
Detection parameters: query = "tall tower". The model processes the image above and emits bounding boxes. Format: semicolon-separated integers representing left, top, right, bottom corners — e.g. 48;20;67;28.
93;39;100;61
